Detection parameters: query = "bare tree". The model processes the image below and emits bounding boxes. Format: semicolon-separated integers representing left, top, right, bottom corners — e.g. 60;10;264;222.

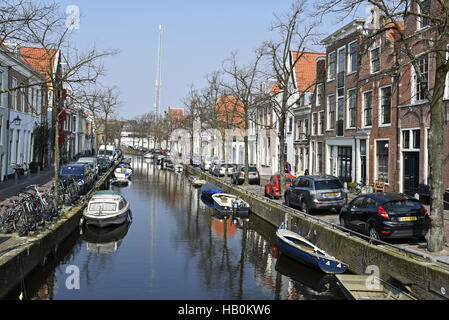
314;0;449;252
221;49;264;184
97;86;120;157
262;0;319;201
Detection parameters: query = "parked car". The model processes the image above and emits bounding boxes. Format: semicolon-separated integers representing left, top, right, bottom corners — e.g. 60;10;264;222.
99;145;115;162
114;148;123;160
97;156;110;173
213;163;236;177
231;165;260;185
200;156;217;171
339;192;430;240
77;157;99;179
59;163;94;194
190;156;200;167
284;175;347;214
265;174;296;199
209;159;224;175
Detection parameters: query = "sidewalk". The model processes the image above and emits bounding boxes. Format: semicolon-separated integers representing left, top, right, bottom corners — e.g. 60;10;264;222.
0;168;55;202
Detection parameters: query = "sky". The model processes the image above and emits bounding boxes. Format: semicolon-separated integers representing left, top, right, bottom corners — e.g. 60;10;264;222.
57;0;369;120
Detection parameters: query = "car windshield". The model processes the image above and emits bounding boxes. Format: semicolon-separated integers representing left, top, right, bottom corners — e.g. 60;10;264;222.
78;158;93;163
383;200;422;212
314;179;343;190
60;166;84;176
98;158;108;164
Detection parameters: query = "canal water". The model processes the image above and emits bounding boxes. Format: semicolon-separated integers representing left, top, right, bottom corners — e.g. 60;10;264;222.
6;156;344;300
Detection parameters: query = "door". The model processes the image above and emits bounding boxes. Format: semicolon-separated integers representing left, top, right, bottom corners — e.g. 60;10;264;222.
347;196;366;232
403;152;419;196
338;146;352;183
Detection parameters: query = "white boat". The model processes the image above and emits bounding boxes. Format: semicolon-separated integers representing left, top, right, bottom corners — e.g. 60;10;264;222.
191;178;206;188
82;190;130;227
211;193;250;218
174;164;183;173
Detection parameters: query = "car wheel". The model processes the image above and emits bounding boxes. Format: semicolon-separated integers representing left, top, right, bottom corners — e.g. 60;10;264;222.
369;226;380;240
339;215;347;228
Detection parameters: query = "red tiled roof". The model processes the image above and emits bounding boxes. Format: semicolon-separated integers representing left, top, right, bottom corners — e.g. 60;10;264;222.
19;46;57;85
270;51;324;94
215;96;244;129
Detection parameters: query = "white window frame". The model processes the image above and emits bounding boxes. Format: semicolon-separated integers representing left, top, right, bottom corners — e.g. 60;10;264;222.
12;78;17;111
412;53;429;103
318;111;324;136
370;46;381;74
327;94;336;131
346;88;357;129
337;45;346;74
416;0;431;31
348;40;358;74
445;45;449;99
312;112;317;136
362;90;373;128
0;71;3;107
316;83;323;106
379;85;392;127
327;51;336;81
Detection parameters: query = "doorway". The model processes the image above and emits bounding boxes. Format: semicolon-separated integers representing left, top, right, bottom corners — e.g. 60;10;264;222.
403;152;420;196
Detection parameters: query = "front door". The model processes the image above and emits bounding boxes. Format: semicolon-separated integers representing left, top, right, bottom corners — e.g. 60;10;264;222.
403;152;420;196
338;146;352;183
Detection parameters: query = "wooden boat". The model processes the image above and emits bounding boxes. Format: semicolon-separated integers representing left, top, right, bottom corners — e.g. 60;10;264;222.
211;193;250;217
276;226;348;274
82;190;131;228
143;152;154;159
335;274;416;300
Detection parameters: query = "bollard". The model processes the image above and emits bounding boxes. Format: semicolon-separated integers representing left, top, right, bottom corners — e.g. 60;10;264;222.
14;172;18;184
37;166;40;176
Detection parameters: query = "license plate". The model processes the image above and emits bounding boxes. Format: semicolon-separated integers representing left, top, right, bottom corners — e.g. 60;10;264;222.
400;216;418;222
325;192;338;197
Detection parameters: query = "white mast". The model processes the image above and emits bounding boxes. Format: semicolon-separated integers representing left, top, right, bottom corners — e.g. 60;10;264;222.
154;24;163;116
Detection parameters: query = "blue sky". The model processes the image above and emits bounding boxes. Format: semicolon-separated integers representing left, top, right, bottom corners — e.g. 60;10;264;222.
58;0;368;119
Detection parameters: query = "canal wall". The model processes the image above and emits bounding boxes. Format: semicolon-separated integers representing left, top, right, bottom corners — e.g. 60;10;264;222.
186;166;449;300
0;163;117;299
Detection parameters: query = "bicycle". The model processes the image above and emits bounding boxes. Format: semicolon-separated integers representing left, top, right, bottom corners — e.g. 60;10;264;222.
0;204;16;233
354;181;369;195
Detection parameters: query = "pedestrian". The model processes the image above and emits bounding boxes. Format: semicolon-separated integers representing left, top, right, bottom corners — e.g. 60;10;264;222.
304;169;309;176
285;161;291;174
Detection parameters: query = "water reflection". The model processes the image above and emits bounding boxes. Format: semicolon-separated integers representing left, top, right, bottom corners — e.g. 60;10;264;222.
81;221;132;254
4;155;340;300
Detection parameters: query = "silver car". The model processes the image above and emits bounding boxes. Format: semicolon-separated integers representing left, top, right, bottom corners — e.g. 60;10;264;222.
200;156;217;171
284;175;347;214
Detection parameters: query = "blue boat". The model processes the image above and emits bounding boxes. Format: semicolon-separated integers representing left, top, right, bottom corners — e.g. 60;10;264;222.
200;182;223;195
276;225;348;274
200;194;215;208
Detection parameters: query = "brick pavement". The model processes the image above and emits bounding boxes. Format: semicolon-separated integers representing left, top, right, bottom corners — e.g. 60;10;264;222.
0;167;55;202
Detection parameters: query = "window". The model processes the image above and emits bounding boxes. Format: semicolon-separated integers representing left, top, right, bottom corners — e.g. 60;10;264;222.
413;129;420;149
347;89;357;128
316;83;323;106
317;142;323;174
318;111;324;135
0;115;2;145
363;91;373;126
402;130;410;149
376;140;389;183
12;78;17;110
380;86;392;124
337;47;346;88
328;51;336;81
328;95;335;129
312;113;317;135
337;98;344;136
370;47;380;73
349;41;358;73
304;118;309;136
288;117;293;133
297;120;302;140
415;54;429;102
418;0;431;29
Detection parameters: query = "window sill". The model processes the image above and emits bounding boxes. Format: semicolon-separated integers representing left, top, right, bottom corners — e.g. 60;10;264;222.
379;123;391;128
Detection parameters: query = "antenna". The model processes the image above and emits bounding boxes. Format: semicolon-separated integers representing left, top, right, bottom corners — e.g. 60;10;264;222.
154;24;163;116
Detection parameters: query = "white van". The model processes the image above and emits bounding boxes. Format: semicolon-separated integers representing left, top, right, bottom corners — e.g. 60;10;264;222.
99;145;115;162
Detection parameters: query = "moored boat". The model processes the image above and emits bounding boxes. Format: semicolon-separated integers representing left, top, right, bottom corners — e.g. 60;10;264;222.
211;193;250;217
82;190;131;228
276;225;348;274
200;182;223;195
335;274;416;300
191;178;206;188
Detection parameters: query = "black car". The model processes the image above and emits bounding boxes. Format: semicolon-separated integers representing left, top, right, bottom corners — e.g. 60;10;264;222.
97;156;110;173
284;175;347;214
59;163;94;194
339;192;430;240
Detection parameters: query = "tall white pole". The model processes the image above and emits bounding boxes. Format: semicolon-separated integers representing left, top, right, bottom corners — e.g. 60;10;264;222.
154;24;163;116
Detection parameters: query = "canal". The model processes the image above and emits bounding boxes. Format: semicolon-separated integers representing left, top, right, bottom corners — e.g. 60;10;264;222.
5;156;343;300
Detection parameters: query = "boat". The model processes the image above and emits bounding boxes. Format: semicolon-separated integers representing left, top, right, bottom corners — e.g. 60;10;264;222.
276;225;348;274
200;194;215;208
211;193;250;218
143;152;154;159
164;159;174;170
174;164;183;173
335;274;416;300
191;177;206;188
200;182;223;195
111;165;132;186
82;190;131;228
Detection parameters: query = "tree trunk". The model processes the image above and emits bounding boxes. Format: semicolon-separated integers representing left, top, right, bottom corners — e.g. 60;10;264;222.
278;110;287;202
427;51;447;252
